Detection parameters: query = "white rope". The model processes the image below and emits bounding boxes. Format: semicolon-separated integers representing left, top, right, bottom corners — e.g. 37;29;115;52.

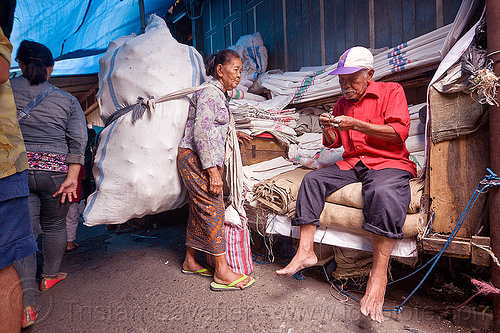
146;82;211;112
471;242;500;267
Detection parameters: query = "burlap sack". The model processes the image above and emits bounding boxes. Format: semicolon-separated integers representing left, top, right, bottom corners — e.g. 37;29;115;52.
325;177;424;214
253;168;424;216
319;203;422;237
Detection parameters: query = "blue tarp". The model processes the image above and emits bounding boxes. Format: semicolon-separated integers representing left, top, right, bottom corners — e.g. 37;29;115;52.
10;0;176;76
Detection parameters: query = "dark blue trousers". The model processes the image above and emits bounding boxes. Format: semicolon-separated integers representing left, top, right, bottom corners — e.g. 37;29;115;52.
292;161;413;239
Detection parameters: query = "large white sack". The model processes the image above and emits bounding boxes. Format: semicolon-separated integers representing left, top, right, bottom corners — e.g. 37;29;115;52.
97;15;206;121
83;15;206;226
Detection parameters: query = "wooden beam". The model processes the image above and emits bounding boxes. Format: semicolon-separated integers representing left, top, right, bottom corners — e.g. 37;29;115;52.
436;0;444;28
471;236;491;267
369;0;375;49
78;80;99;104
84;101;99;116
421;235;471;259
282;0;288;71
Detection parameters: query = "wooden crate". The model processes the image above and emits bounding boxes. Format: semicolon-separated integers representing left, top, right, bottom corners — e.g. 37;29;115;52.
240;136;288;166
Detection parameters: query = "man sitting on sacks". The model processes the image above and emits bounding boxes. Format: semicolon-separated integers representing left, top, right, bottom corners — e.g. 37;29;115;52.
276;46;416;323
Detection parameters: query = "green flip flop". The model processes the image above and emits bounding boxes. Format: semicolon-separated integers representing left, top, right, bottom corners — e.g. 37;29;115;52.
181;267;214;277
210;275;255;291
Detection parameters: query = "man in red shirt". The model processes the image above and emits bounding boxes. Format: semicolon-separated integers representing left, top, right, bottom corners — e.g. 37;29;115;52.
276;46;416;323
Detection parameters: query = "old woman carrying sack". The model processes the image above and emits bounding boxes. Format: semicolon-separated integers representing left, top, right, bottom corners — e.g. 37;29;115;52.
177;49;254;291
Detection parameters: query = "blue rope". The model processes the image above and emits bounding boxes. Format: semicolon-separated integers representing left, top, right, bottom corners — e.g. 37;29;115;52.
333;169;500;314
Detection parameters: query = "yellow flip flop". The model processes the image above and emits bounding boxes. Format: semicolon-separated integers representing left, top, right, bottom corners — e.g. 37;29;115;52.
181;267;214;277
210;275;255;291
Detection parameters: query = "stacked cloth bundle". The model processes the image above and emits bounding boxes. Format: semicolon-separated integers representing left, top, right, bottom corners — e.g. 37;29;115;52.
252;167;424;238
407;103;426;173
230;95;299;145
261;24;452;105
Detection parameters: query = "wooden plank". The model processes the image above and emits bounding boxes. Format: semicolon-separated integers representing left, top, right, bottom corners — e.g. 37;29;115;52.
253;1;275;59
300;0;310;67
334;1;345;59
390;0;403;47
443;0;462;25
421;236;471;258
471;236;491;267
354;0;370;47
285;0;299;70
402;0;416;42
344;0;355;48
415;0;436;36
308;0;322;66
323;0;339;64
374;0;390;48
435;0;443;28
272;0;285;71
428;119;490;237
84;101;99;116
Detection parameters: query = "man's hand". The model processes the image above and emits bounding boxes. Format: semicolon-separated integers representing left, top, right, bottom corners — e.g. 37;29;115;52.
319;113;337;145
318;113;334;129
331;115;359;131
206;166;223;195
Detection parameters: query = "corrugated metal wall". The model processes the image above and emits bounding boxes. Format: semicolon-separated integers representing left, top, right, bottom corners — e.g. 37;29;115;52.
194;0;462;71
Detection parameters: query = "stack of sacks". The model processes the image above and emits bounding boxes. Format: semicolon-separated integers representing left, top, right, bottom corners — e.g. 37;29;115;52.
242;156;300;199
253;168;424;238
227;88;267;102
230;95;299;145
262;24;452;105
294;106;325;135
406;103;426;173
287;133;324;160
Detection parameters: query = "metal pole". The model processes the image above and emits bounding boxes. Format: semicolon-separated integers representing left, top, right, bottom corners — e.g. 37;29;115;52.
139;0;146;34
486;0;500;330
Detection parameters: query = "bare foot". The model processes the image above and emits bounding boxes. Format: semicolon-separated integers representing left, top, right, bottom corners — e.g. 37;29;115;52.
276;251;318;276
359;271;388;323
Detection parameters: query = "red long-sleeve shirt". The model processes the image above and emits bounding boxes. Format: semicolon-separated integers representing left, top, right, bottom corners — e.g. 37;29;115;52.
323;80;417;177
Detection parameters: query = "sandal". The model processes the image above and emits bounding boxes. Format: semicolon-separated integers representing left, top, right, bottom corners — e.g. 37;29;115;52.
40;272;67;291
210;275;255;291
181;266;214;277
21;306;37;328
65;243;79;253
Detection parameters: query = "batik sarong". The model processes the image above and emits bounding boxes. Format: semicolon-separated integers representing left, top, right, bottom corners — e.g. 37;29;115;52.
177;148;225;255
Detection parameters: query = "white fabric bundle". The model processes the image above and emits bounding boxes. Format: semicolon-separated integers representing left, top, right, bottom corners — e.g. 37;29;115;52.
84;15;206;226
230;97;298;145
233;32;268;81
262;24;452;104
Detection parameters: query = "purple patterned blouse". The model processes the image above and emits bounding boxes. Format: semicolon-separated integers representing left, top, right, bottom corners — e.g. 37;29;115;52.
179;80;230;169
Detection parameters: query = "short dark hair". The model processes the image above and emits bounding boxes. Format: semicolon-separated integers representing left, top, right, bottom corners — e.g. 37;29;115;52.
16;40;54;85
205;49;240;78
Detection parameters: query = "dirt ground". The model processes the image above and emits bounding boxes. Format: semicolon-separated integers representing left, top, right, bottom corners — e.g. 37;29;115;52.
23;208;493;333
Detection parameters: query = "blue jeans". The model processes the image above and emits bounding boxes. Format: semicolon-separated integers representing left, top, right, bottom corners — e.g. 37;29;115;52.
13;170;69;306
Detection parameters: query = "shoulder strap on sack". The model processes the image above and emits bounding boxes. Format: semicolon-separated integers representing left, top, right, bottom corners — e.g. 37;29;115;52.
17;86;57;123
104;82;212;128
